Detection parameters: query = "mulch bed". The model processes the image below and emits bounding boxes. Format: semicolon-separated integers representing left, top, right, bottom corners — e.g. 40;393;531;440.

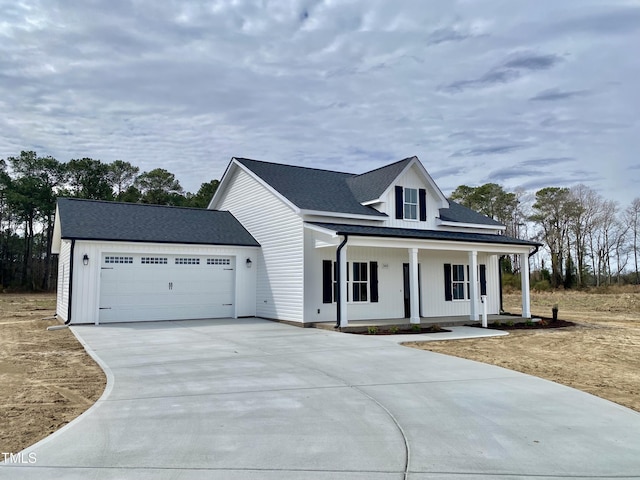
468;318;575;330
352;325;452;335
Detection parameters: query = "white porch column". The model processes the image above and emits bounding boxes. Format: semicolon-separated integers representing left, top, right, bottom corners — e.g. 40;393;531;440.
409;248;420;324
468;250;479;321
520;252;531;318
339;245;348;327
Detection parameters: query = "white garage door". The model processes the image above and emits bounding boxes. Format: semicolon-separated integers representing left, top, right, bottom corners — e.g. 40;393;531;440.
99;254;235;323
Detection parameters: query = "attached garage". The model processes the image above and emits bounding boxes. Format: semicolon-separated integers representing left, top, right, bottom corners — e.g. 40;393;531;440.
52;198;260;325
98;254;236;323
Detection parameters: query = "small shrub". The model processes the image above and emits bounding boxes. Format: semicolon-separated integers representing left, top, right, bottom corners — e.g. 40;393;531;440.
367;326;379;335
491;320;501;327
389;325;399;334
525;319;535;327
505;320;515;327
411;324;421;332
533;280;551;292
430;323;442;332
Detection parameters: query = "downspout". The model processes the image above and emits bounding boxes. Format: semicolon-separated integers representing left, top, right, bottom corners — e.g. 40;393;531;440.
335;234;348;328
66;239;75;325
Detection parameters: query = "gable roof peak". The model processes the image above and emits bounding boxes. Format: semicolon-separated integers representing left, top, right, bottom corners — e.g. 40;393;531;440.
347;156;421;203
233;157;353;176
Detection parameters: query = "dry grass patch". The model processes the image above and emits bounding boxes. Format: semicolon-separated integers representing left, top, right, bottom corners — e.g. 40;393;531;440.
405;289;640;413
0;294;106;454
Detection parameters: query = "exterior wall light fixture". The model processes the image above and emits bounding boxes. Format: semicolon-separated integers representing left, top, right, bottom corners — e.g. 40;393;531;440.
246;258;252;268
83;254;89;266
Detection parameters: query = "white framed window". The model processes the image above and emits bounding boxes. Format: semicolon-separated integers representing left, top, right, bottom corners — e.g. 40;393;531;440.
207;258;231;265
141;257;167;264
404;188;418;220
452;264;469;300
105;256;133;264
351;262;368;302
175;258;200;265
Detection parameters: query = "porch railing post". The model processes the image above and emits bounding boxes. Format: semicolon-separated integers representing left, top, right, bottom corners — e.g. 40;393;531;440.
409;248;420;324
339;245;349;327
468;250;479;321
520;252;531;318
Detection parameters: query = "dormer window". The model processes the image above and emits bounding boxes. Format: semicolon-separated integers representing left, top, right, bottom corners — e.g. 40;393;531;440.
395;186;427;221
404;188;418;220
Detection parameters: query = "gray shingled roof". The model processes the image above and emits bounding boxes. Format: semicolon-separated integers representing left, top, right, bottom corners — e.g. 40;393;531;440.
57;198;259;246
235;157;502;227
439;200;504;227
346;157;414;203
309;222;540;247
235;158;387;217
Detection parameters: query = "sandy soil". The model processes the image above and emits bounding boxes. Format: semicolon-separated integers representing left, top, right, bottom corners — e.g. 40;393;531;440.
406;289;640;412
0;294;106;454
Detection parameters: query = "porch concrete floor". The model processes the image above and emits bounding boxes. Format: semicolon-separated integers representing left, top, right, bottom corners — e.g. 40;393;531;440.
311;314;520;332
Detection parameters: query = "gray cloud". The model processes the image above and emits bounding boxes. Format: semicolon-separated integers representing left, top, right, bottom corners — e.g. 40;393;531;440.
530;89;589;101
503;54;562;71
0;0;637;206
450;144;527;157
488;167;542;182
519;157;576;167
442;52;563;92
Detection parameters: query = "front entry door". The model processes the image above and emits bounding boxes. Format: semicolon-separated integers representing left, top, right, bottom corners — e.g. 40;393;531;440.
403;263;422;319
403;264;410;318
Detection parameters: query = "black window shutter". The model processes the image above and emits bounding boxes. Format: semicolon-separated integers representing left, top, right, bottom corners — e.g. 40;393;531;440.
419;188;427;221
479;264;487;296
444;263;452;301
370;261;379;303
395;186;403;219
322;260;332;304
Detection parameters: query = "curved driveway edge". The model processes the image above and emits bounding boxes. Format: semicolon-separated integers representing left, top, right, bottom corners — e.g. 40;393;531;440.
2;317;640;479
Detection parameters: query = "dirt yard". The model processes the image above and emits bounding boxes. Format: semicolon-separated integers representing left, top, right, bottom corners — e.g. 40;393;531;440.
2;289;639;455
0;294;106;454
406;287;640;412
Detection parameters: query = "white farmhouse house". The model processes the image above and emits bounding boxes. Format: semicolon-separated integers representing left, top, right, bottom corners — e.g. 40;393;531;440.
53;156;539;326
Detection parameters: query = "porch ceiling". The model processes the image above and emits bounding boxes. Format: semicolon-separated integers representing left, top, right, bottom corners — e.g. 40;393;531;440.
306;222;540;254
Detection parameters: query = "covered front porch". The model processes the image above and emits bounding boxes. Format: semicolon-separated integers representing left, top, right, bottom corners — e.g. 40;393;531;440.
311;314;517;333
306;222;539;328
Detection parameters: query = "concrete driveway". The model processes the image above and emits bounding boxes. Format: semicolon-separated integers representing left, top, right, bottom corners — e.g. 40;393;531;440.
3;318;640;479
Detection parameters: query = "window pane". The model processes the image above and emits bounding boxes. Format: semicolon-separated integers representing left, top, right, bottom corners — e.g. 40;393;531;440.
360;283;368;302
404;203;417;220
453;264;465;281
453;283;465;300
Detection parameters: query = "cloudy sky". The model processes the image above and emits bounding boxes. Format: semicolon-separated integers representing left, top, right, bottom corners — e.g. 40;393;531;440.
1;0;639;205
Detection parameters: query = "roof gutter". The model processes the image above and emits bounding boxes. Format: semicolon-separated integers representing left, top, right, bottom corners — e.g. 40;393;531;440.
529;244;540;258
335;234;348;329
65;239;75;325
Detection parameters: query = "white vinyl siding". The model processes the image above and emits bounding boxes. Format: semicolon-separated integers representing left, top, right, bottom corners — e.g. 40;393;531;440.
216;167;304;322
55;239;72;321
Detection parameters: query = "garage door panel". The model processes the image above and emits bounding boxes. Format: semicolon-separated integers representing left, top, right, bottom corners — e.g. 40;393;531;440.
99;254;235;323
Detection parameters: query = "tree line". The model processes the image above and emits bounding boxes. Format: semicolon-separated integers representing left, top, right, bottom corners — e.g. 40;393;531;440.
0;151;219;290
451;183;640;289
2;149;638;292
